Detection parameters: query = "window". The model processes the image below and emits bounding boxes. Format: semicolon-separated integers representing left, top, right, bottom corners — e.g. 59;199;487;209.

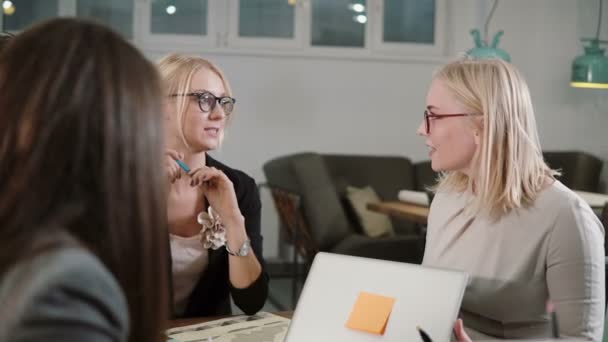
76;0;134;39
141;0;213;49
226;0;302;49
0;0;448;60
151;0;207;35
238;0;294;38
311;0;366;47
383;0;434;44
371;0;446;57
0;0;134;39
2;0;59;31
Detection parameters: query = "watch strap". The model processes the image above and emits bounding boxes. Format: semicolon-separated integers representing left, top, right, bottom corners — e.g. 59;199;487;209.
226;239;250;256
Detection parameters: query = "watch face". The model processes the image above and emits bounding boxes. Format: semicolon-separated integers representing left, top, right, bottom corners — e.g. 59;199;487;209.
238;240;251;256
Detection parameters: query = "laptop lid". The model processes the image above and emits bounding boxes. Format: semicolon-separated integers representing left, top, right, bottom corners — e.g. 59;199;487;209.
284;252;468;342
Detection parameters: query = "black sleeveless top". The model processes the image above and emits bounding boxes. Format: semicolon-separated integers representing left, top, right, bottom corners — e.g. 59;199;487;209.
170;154;268;318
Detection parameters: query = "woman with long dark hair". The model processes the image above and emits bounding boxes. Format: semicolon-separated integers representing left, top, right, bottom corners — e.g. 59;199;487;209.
0;18;168;342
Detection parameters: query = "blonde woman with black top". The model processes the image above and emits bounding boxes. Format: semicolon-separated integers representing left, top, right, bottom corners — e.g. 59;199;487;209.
159;54;268;318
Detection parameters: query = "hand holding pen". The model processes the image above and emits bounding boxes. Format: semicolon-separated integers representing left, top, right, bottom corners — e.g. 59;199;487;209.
417;326;433;342
417;320;471;342
165;149;186;183
547;300;560;339
167;154;241;222
453;319;472;342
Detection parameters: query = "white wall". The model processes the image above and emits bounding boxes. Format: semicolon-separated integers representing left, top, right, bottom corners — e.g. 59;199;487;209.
145;0;608;258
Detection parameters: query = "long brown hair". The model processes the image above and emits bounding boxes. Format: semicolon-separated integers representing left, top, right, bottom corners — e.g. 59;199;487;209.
0;19;168;342
0;32;13;52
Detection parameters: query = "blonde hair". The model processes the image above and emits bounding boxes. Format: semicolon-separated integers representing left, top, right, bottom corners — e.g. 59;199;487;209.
157;53;233;148
434;58;558;219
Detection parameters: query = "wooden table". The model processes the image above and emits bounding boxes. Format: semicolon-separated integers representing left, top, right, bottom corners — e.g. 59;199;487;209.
169;311;293;329
574;190;608;209
367;201;429;225
367;191;608;225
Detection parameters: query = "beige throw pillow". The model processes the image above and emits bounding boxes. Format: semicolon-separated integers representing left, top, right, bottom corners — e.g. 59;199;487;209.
345;185;395;238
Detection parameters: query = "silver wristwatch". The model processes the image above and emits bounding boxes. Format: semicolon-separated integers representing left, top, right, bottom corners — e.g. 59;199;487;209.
226;239;251;257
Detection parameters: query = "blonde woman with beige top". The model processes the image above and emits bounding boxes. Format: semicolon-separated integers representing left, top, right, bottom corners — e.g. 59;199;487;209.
417;58;605;341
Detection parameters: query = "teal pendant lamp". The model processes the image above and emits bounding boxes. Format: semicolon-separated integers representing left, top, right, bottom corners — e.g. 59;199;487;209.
467;29;510;61
571;0;608;89
466;0;511;61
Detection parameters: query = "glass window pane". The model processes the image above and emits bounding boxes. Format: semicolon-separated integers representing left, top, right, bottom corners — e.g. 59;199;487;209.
311;0;366;47
151;0;207;35
77;0;133;39
2;0;58;31
384;0;435;44
238;0;294;38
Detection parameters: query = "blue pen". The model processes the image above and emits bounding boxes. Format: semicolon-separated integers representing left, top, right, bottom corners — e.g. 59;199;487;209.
175;159;190;173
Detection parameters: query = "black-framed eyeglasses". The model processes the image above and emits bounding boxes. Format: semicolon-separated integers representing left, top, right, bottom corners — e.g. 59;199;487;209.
423;109;479;134
171;92;236;115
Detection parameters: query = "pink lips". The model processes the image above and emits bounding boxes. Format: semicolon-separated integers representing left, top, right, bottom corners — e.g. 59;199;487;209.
204;127;220;137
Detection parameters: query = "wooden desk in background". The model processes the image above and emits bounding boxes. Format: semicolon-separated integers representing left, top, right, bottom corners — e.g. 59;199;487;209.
367;201;429;225
367;190;608;226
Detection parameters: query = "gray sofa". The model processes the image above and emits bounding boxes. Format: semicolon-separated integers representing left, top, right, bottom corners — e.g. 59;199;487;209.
263;152;426;265
414;150;604;193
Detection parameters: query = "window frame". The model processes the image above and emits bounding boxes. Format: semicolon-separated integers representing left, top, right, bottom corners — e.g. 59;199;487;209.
304;0;373;54
224;0;305;50
0;0;450;62
370;0;448;57
137;0;217;50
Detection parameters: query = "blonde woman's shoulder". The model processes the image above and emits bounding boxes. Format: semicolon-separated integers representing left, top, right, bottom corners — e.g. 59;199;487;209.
430;188;470;208
542;180;604;233
543;180;593;209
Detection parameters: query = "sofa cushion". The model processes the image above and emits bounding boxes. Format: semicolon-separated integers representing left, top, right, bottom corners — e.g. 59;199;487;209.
291;153;352;250
346;185;395;238
323;154;418;234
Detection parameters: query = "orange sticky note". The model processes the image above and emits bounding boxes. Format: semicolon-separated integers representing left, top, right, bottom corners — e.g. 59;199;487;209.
345;291;396;335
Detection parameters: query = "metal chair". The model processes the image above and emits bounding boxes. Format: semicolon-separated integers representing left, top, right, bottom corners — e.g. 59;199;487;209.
259;183;317;309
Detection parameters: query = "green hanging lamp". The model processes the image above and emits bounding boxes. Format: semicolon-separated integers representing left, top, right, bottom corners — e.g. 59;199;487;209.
466;0;511;61
467;29;511;62
571;0;608;89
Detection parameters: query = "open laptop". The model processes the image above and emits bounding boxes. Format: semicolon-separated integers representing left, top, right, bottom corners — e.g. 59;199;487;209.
284;252;468;342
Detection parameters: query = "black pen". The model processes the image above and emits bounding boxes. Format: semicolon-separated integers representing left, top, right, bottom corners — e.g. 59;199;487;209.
416;325;433;342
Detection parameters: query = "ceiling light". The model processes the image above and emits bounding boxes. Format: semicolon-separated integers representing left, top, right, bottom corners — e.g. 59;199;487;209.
354;14;367;24
348;3;365;13
465;0;511;61
570;0;608;89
